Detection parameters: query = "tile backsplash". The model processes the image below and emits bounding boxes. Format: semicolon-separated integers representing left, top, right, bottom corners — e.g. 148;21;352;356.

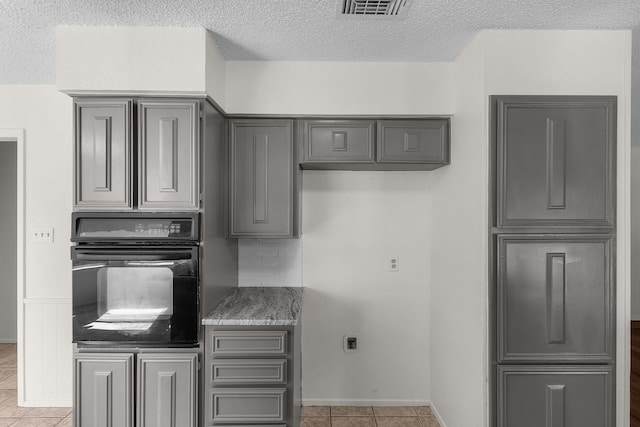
238;239;302;287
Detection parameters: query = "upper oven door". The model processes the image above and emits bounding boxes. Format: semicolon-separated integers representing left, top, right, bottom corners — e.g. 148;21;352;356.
71;246;199;346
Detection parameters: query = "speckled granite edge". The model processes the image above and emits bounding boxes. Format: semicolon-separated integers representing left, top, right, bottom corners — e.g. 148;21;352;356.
202;287;303;326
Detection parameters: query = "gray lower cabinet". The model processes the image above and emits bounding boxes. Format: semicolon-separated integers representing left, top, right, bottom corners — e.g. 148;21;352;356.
74;353;134;427
228;120;298;238
494;96;616;229
205;328;301;427
497;235;613;363
74;97;201;211
74;352;198;427
497;365;614;427
299;118;449;170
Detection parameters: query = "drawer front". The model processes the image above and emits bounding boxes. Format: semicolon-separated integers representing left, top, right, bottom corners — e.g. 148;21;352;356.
497;365;614;427
210;331;287;357
210;388;286;424
211;359;287;384
303;120;375;163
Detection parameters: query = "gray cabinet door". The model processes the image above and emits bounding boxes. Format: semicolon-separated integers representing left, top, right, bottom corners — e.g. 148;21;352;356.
494;96;616;228
137;353;198;427
74;98;133;210
497;365;614;427
497;235;613;363
138;100;200;210
209;388;286;424
229;120;297;238
74;353;133;427
377;119;450;164
302;120;374;163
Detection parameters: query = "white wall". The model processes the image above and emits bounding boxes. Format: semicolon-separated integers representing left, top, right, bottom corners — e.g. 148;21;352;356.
430;33;488;427
0;141;17;342
0;85;73;406
56;26;212;95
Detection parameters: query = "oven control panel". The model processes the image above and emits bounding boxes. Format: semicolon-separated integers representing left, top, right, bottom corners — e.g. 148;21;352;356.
71;213;200;242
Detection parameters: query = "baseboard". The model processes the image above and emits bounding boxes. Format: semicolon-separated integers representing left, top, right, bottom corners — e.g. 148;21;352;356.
302;398;429;407
20;399;72;408
0;339;17;344
429;402;448;427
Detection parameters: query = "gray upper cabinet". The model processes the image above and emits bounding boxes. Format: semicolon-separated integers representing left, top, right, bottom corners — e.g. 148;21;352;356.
228;120;298;238
138;100;200;211
497;235;613;363
494;96;616;229
74;97;201;211
299;118;450;171
302;120;374;164
377;119;449;165
74;98;133;210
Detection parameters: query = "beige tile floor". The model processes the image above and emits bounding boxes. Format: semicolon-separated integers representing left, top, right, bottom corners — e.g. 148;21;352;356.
302;405;440;427
0;344;72;427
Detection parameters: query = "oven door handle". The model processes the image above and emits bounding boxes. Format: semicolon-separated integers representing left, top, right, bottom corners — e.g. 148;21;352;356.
74;252;193;261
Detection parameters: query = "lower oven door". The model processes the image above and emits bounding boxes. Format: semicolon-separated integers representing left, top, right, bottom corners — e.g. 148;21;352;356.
71;246;199;346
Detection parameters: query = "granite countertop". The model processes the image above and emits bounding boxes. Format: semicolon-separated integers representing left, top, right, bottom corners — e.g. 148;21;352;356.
202;287;304;326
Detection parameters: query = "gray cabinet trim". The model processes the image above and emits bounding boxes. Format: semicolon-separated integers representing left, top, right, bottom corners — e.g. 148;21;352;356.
494;96;616;229
210;330;287;357
211;359;287;384
73;352;134;427
137;99;200;210
137;353;198;427
496;234;614;363
74;98;133;210
210;388;286;424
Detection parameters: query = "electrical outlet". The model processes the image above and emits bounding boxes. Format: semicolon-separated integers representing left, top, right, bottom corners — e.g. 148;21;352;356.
343;335;358;353
389;257;399;272
32;227;54;243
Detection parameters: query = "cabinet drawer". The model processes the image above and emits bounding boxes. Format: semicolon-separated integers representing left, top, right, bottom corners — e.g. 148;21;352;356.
303;120;374;163
209;331;287;357
377;119;449;164
209;388;286;424
211;359;287;384
497;365;614;427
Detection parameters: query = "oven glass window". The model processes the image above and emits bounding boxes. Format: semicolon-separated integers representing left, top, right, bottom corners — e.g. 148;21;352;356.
97;267;174;322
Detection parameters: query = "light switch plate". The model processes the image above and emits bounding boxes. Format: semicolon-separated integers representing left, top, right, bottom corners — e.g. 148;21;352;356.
32;227;54;243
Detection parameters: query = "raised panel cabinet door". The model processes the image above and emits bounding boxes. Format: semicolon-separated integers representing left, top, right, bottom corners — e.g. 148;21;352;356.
376;119;450;164
497;235;613;363
74;98;133;209
229;120;296;238
74;353;134;427
138;99;200;210
497;365;614;427
494;96;616;228
302;120;375;163
137;353;198;427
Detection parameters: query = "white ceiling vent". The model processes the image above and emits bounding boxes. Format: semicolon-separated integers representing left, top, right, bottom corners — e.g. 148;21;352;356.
337;0;410;19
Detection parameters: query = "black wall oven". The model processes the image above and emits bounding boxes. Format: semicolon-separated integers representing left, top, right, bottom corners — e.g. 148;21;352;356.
71;212;200;347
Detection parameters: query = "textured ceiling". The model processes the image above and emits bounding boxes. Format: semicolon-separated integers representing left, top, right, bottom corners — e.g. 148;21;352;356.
0;0;640;83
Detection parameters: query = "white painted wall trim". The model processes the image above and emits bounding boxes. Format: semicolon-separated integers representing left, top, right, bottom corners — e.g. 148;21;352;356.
0;129;25;406
302;399;429;406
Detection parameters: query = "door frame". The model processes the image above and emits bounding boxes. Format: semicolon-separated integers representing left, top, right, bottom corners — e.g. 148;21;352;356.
0;129;25;404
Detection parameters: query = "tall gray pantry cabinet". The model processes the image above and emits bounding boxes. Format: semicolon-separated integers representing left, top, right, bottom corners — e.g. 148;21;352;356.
490;96;616;427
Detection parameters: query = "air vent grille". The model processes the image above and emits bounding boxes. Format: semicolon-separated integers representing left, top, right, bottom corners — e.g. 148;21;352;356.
339;0;410;17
